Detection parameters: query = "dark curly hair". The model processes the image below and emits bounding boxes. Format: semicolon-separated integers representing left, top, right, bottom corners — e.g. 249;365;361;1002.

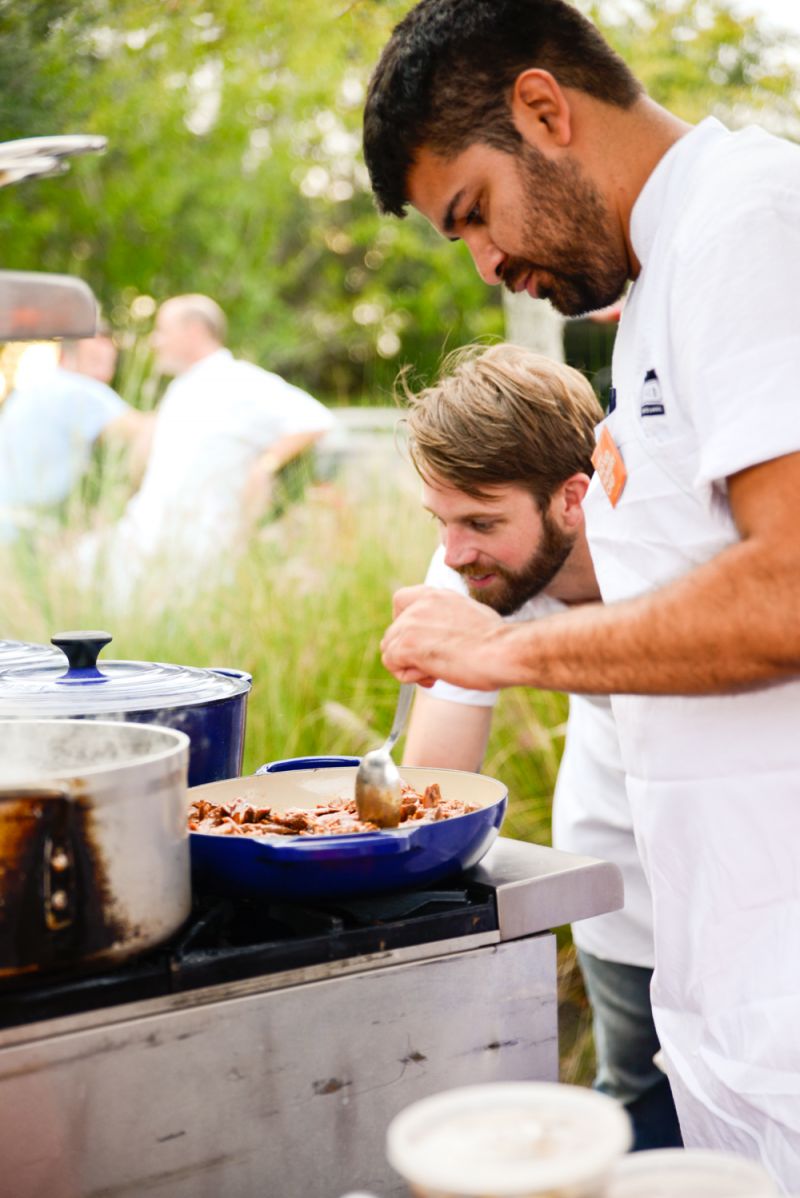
363;0;642;217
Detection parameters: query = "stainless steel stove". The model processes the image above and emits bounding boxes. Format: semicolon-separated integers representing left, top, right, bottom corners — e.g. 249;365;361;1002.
0;837;621;1198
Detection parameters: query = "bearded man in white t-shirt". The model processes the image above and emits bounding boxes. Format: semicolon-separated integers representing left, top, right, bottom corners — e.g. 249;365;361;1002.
401;343;679;1151
365;1;800;1185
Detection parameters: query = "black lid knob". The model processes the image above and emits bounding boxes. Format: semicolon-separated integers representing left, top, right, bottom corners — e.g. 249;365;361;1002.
51;631;112;672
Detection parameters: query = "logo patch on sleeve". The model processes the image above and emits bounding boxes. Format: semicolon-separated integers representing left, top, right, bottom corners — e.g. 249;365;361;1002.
591;423;627;507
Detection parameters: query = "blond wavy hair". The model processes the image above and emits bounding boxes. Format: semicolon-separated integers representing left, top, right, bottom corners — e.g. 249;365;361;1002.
400;343;603;510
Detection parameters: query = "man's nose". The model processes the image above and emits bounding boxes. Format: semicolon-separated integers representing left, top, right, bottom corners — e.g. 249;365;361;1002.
443;529;477;569
464;232;506;286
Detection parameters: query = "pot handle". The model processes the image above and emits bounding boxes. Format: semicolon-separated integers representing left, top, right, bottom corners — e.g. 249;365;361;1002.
209;667;253;685
0;788;79;934
51;629;112;685
253;828;416;859
256;755;361;774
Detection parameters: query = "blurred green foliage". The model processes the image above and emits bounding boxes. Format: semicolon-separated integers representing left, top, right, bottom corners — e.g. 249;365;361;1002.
0;0;502;403
590;0;800;125
2;0;799;404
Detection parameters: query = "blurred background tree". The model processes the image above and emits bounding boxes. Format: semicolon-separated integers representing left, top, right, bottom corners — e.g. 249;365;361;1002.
1;0;798;404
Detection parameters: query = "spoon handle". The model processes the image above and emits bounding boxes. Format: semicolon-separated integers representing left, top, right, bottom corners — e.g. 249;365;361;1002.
383;683;415;754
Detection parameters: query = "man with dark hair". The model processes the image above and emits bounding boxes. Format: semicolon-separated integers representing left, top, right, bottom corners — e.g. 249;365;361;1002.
365;0;800;1186
365;0;642;226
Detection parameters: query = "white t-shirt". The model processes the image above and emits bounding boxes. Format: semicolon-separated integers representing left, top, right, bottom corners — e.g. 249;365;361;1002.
424;545;654;967
583;118;800;1178
0;366;125;538
119;349;336;557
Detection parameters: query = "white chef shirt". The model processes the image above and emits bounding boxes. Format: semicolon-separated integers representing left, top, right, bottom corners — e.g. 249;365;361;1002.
583;117;800;1183
119;349;336;557
586;115;800;793
424;545;654;967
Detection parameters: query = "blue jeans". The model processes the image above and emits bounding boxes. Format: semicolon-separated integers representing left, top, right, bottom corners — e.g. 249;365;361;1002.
577;948;683;1152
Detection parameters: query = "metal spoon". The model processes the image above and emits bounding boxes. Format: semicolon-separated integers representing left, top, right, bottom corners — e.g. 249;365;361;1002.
355;683;415;828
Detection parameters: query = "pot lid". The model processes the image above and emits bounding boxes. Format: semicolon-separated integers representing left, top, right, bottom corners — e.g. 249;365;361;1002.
0;639;62;669
0;631;251;716
0;135;107;188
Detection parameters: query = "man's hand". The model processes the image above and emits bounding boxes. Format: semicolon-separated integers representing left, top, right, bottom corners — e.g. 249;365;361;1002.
242;429;327;531
241;451;278;530
102;409;155;486
381;585;507;689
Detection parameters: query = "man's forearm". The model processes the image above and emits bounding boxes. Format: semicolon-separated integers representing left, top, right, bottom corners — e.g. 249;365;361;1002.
384;532;800;695
484;534;800;695
403;692;493;771
265;429;325;472
384;453;800;696
241;431;325;527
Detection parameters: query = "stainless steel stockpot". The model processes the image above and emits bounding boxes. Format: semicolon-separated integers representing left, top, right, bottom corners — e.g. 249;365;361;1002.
0;718;191;980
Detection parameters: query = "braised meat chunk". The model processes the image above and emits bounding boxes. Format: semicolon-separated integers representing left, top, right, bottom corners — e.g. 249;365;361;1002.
188;780;477;838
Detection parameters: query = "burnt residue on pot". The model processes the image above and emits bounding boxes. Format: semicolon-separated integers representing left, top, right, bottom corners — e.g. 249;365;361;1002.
0;787;130;980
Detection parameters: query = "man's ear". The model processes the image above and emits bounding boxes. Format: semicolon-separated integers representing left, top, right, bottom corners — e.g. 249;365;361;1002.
510;69;573;151
552;472;590;528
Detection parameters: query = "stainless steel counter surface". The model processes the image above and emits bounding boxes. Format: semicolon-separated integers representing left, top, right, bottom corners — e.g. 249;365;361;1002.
471;835;624;941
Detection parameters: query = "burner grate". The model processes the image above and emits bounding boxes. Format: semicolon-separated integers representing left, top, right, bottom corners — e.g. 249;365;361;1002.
0;878;498;1030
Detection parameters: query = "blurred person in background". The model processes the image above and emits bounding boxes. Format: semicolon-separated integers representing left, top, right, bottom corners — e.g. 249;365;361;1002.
111;293;337;570
401;343;680;1151
0;328;151;544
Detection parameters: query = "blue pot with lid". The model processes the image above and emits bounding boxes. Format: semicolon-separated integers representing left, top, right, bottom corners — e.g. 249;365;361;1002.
0;631;251;788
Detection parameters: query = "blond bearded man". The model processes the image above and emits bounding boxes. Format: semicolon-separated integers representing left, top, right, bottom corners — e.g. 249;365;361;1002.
401;343;680;1150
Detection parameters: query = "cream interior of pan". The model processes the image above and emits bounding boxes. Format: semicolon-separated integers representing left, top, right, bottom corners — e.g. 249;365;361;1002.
189;765;507;817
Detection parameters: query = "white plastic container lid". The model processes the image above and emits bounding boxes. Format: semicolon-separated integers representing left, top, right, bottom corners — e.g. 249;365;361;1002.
386;1082;632;1198
606;1149;779;1197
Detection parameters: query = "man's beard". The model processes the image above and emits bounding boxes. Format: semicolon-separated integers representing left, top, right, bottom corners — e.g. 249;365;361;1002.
458;512;576;617
501;145;629;317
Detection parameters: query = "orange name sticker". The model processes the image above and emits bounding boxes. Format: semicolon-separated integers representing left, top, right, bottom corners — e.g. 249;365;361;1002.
591;424;627;508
